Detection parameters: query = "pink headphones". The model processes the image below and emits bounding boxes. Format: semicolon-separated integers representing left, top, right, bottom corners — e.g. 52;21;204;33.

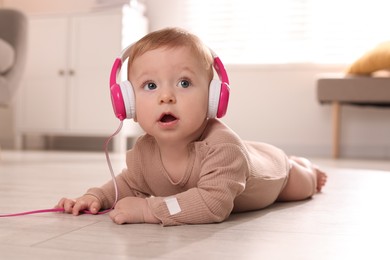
109;45;230;121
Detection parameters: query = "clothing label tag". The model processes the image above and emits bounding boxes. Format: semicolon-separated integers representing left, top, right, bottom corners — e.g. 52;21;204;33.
164;197;181;215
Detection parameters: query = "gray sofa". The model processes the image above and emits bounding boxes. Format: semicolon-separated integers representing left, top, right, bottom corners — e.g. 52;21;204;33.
0;8;27;107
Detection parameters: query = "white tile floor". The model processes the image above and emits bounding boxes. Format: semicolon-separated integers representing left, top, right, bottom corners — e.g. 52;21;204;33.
1;150;390;259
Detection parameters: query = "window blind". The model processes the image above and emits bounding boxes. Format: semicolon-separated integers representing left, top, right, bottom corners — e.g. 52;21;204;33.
176;0;390;64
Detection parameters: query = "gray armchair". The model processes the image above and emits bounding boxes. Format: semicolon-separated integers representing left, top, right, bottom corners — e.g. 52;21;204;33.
0;8;27;107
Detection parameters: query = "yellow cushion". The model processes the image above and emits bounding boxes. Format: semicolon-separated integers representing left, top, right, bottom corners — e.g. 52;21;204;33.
347;41;390;75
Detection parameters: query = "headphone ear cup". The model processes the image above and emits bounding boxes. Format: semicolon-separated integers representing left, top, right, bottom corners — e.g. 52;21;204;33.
216;82;230;118
208;79;222;118
110;82;127;120
119;81;136;119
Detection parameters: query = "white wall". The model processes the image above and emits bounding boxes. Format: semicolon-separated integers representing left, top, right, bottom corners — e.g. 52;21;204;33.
222;64;390;158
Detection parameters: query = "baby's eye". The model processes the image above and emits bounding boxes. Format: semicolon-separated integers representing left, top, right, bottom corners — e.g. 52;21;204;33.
143;82;157;91
177;79;191;88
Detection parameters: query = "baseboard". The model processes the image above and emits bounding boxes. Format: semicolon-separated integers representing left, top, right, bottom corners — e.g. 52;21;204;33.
281;144;390;159
3;136;390;159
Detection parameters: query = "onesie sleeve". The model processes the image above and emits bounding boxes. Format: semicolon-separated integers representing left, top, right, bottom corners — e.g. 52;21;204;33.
146;143;248;226
84;147;151;209
84;168;148;209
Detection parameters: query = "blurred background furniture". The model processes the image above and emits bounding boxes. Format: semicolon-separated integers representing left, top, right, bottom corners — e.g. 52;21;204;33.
0;8;27;155
0;8;27;107
13;6;146;152
317;74;390;158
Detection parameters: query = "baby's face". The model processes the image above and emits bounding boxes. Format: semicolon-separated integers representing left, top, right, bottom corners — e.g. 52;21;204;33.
129;46;210;143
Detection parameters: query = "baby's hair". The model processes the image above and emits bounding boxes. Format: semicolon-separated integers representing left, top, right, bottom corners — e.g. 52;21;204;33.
127;27;214;80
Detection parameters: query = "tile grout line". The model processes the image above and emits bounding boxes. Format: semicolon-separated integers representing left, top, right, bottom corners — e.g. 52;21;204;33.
30;220;103;248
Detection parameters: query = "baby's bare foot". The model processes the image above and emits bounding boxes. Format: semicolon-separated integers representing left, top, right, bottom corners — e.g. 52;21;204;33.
314;167;327;192
289;156;328;193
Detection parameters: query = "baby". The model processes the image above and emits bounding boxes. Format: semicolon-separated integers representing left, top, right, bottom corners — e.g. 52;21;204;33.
56;27;327;226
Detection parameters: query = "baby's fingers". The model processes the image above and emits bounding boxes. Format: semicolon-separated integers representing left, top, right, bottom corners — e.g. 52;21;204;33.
56;198;76;213
72;198;101;215
109;210;128;225
84;201;101;215
72;199;91;215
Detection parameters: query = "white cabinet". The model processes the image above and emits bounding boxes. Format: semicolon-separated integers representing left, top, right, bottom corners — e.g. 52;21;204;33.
16;9;144;151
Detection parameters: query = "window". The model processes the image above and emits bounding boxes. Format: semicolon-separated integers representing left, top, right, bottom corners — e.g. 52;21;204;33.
174;0;390;64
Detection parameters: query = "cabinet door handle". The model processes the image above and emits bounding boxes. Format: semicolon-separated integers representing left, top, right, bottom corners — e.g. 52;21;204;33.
58;69;65;76
69;69;75;76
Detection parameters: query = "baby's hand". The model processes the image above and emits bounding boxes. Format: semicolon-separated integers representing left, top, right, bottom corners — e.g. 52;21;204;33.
55;195;102;216
109;197;160;224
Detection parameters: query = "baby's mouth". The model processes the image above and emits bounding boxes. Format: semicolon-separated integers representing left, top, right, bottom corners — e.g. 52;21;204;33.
159;113;178;123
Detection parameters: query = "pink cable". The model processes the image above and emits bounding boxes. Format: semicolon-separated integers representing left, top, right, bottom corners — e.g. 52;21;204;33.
0;208;65;217
0;121;123;218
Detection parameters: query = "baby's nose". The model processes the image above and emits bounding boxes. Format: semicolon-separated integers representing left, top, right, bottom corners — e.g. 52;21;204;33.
159;90;176;104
